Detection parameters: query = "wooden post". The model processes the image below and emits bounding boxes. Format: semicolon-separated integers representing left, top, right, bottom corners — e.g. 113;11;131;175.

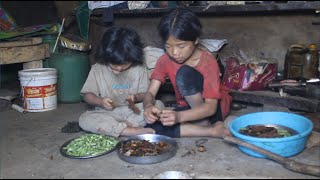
23;60;43;69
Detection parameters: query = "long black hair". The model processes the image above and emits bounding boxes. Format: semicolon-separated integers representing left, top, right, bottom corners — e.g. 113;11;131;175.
95;27;144;66
158;8;202;43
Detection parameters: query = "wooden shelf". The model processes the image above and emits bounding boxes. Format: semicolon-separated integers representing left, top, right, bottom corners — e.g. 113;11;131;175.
91;1;320;17
230;90;320;113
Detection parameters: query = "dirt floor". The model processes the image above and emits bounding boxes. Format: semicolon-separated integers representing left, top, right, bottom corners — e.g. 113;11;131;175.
0;101;319;179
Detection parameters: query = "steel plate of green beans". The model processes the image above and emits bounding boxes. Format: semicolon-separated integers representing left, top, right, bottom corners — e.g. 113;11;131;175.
61;134;119;158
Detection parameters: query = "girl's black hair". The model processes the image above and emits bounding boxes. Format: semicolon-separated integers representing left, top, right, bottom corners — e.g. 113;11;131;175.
157;8;202;42
95;27;144;66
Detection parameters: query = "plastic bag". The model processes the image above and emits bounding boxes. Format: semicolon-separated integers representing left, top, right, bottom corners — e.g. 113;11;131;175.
222;57;277;91
0;8;17;31
127;1;151;10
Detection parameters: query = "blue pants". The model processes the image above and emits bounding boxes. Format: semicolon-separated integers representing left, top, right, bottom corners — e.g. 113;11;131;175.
146;65;222;138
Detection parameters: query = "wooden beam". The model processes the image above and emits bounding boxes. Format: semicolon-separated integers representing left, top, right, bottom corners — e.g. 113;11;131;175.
0;44;50;65
91;1;320;17
0;37;42;48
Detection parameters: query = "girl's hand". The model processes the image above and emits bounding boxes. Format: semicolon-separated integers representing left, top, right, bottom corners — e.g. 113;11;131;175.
101;98;114;110
127;94;141;115
127;94;136;104
144;105;162;124
159;109;180;126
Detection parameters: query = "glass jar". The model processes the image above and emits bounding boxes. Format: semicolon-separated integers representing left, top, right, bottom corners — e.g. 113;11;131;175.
304;44;319;79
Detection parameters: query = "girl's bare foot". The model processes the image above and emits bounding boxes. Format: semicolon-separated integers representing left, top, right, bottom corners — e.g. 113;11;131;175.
121;127;155;136
211;121;231;138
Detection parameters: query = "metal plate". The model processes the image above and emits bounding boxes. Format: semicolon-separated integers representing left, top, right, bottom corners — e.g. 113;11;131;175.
60;135;118;159
152;171;192;179
116;134;178;164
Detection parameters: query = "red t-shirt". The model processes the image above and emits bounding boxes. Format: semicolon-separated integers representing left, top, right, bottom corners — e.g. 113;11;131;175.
150;50;232;119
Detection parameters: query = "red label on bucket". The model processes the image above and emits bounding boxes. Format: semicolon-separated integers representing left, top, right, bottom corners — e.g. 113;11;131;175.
24;84;57;98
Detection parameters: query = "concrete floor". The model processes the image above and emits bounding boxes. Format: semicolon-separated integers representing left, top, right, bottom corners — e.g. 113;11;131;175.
0;102;319;179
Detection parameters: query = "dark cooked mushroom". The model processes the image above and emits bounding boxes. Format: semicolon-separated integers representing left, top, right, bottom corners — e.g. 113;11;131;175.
121;139;171;156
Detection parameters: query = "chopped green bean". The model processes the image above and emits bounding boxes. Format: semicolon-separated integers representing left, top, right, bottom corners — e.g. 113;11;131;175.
277;129;291;137
63;134;118;156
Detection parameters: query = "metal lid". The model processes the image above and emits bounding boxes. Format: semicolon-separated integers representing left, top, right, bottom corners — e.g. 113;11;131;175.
308;44;317;50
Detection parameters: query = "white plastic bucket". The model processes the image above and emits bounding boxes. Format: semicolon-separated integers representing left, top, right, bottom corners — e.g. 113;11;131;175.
18;68;58;112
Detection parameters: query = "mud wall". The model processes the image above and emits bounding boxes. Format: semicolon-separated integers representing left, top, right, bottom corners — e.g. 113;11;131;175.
89;14;320;72
2;1;319;72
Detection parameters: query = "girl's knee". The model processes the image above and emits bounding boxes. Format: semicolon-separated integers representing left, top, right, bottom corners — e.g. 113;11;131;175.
79;112;91;127
176;65;203;96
